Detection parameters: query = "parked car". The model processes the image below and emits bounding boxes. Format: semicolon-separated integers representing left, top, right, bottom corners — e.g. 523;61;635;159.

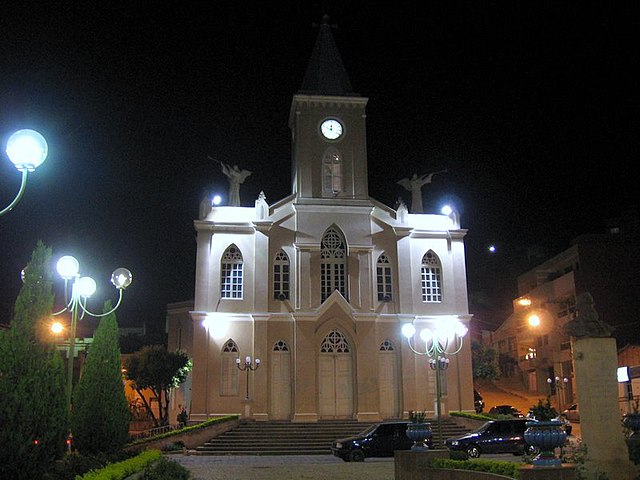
331;421;432;461
474;390;485;413
526;412;573;435
488;405;525;418
445;418;538;458
562;403;580;422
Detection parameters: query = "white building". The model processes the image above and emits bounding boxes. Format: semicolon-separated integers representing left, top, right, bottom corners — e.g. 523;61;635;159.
167;17;474;423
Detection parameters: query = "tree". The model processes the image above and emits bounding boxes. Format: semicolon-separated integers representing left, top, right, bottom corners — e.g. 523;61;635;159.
471;341;500;380
0;242;68;479
123;345;191;426
71;300;130;454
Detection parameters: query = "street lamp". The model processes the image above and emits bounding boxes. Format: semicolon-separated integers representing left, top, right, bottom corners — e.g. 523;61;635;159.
402;318;468;447
53;255;132;409
547;376;569;412
1;129;48;216
236;355;260;400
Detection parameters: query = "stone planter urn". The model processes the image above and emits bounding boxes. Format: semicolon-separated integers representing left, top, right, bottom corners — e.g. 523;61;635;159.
406;422;432;451
524;420;567;466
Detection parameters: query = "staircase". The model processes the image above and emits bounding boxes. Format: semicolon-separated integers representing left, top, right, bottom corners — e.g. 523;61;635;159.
194;419;470;455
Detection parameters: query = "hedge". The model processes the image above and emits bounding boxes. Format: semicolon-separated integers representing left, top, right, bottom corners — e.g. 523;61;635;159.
75;449;161;480
429;457;522;479
126;415;239;447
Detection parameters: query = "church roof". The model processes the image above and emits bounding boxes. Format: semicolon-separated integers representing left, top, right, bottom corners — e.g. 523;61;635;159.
299;15;357;96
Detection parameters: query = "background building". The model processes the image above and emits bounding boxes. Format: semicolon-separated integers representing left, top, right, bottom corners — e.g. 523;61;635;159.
488;210;640;411
167;18;474;423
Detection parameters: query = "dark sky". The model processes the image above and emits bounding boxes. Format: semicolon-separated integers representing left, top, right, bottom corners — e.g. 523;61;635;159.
1;3;638;331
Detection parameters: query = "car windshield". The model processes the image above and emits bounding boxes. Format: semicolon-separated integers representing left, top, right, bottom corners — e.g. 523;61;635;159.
471;422;491;433
360;424;379;436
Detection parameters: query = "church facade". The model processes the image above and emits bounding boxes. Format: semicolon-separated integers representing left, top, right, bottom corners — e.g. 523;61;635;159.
167;18;474;423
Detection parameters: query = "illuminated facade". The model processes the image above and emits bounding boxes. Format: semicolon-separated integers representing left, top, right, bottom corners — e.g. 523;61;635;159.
167;18;474;422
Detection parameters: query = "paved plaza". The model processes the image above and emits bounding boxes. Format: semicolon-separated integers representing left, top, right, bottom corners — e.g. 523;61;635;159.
171;454;395;480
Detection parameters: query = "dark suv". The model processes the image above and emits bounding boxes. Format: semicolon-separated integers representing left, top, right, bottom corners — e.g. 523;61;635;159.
331;421;431;462
445;419;538;458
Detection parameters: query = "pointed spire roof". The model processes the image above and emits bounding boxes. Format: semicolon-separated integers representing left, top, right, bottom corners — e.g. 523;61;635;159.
299;15;357;96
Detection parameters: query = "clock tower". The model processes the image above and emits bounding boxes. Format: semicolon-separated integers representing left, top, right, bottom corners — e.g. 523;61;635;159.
288;16;369;202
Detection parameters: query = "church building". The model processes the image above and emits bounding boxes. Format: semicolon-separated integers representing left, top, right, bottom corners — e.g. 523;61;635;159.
167;17;474;423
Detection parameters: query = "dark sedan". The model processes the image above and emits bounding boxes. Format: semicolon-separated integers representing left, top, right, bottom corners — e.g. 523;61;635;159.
331;421;432;462
445;419;538;458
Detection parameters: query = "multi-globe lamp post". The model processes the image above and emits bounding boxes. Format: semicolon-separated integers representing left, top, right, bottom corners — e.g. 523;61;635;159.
53;255;132;409
1;129;48;216
402;318;468;447
236;355;261;401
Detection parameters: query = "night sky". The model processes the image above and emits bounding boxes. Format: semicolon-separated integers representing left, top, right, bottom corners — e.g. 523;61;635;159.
1;3;638;332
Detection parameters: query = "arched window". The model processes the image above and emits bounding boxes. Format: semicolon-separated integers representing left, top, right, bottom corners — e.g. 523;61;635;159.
322;148;343;195
273;340;289;352
376;253;392;301
273;250;290;300
379;339;395;351
220;339;239;396
421;250;442;303
320;227;347;302
320;329;350;353
221;245;243;299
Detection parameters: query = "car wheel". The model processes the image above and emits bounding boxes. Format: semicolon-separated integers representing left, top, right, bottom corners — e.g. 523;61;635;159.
526;445;540;456
466;445;480;458
349;449;365;462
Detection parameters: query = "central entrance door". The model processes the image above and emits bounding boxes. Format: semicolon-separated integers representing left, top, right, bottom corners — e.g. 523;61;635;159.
318;329;353;419
270;340;291;420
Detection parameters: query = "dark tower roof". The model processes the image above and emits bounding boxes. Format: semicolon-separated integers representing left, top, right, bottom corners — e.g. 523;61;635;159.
299;15;357;96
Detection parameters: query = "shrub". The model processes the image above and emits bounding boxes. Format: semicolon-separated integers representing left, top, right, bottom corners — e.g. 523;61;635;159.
429;457;521;479
77;449;161;480
143;456;190;480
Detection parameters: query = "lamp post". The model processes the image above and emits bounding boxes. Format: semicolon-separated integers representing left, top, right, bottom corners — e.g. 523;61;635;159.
547;375;569;412
402;318;468;447
54;255;132;409
1;129;48;216
236;355;260;400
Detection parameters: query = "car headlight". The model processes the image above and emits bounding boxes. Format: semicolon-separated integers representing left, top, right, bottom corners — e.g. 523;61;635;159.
335;442;342;449
450;440;459;446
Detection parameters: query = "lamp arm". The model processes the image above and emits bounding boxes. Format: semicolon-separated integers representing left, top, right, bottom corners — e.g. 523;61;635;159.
0;170;28;216
78;289;124;317
405;337;435;357
442;337;465;355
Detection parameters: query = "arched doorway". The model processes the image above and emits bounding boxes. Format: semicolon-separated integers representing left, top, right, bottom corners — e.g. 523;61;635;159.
318;329;354;419
379;339;400;418
270;340;292;420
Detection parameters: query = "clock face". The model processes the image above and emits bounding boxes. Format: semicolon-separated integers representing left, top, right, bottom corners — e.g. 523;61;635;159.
320;119;343;140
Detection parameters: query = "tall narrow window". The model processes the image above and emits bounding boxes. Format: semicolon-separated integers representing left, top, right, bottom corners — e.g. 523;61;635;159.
322;148;343;195
273;250;290;300
220;339;239;396
221;245;243;299
377;253;392;301
421;250;442;303
320;227;347;302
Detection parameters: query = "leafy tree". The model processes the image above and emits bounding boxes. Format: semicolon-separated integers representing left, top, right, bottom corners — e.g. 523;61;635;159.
124;345;191;426
0;241;67;479
471;340;499;380
71;300;130;454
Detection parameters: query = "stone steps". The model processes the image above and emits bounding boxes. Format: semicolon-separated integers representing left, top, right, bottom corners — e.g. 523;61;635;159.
194;419;469;455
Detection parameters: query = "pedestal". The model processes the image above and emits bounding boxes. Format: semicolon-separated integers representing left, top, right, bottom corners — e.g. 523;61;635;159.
394;449;448;480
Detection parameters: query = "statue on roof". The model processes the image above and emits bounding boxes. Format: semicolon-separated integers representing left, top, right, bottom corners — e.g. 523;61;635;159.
210;156;252;207
397;170;447;214
563;292;612;338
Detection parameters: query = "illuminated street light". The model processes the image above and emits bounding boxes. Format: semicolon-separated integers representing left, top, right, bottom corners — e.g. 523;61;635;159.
53;255;132;409
1;129;48;216
236;355;261;400
402;318;468;447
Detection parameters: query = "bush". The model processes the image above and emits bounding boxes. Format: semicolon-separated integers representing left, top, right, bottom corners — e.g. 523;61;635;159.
76;449;161;480
143;456;190;480
429;457;521;479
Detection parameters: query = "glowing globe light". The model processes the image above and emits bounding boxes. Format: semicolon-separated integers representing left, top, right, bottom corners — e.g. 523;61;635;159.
6;129;48;172
528;314;541;327
212;195;222;205
401;323;416;339
420;327;433;343
111;268;133;289
441;205;453;216
57;256;80;279
51;322;64;334
76;276;96;298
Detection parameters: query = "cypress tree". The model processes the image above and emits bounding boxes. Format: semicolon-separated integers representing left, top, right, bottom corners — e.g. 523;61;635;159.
0;241;68;479
71;300;130;454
